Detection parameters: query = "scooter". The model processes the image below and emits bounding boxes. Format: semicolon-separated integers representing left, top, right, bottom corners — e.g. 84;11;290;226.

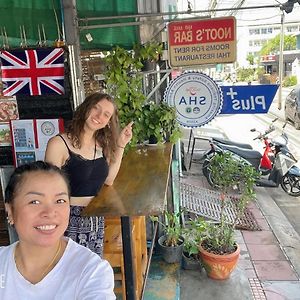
202;122;276;177
203;118;279;153
203;123;300;197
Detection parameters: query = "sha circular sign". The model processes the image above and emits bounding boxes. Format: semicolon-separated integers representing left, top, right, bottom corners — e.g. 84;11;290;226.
164;71;223;128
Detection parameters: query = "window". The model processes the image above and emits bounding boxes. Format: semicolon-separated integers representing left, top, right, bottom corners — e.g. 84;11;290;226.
261;28;267;34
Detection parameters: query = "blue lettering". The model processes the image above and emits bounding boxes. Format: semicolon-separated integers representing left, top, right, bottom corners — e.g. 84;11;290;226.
189;96;197;105
179;96;207;105
199;96;206;105
179;96;187;105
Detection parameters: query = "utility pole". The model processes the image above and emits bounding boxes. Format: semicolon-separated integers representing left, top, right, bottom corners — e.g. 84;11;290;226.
62;0;85;108
278;11;285;110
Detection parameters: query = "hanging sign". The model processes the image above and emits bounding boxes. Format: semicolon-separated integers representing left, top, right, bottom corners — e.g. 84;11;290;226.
168;17;236;67
220;85;278;114
164;71;223;128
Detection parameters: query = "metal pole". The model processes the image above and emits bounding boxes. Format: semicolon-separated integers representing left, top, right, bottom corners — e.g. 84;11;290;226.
278;11;285;110
78;4;280;22
62;0;85;105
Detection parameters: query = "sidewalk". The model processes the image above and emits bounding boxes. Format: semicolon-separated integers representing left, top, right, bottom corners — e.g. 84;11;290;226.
179;129;300;300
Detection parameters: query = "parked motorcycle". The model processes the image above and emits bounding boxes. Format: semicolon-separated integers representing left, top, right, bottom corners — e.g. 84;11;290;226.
202;120;276;177
202;121;300;197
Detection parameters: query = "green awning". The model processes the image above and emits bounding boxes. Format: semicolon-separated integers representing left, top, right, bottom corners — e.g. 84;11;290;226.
0;0;139;50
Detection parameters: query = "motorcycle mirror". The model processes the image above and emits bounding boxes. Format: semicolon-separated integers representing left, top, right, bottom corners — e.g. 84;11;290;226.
250;128;256;132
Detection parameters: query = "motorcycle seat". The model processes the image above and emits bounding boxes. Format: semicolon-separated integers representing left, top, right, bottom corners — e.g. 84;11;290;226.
212;137;253;149
218;143;262;159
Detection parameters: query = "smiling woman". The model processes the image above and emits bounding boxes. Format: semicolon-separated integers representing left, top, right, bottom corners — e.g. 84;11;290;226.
44;93;133;257
0;161;115;299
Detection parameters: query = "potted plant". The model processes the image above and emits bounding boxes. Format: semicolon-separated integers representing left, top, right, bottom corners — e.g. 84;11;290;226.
199;152;259;280
134;42;163;71
182;217;207;270
140;102;182;144
103;43;163;146
150;210;184;263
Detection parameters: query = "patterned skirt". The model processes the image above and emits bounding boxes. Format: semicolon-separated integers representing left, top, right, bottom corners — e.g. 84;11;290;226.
65;205;104;257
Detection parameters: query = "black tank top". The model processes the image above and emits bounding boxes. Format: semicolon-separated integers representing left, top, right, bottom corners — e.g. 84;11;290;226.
58;135;109;197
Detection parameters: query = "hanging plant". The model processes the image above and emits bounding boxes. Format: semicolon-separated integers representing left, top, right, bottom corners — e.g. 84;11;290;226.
103;43;163;146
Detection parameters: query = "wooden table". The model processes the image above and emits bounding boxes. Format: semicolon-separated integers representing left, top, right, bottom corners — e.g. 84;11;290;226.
83;143;173;299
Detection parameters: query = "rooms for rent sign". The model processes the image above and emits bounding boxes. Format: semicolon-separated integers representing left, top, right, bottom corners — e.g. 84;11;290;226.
168;17;236;67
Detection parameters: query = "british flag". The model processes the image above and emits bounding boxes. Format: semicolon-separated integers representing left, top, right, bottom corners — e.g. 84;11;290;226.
0;48;65;96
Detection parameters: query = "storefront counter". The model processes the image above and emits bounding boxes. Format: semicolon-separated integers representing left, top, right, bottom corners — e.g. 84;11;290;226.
83;143;173;299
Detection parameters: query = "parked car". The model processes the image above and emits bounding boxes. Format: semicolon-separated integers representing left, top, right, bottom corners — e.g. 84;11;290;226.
285;85;300;130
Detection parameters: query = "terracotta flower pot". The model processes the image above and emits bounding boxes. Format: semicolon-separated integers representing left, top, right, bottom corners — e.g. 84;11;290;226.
198;243;240;280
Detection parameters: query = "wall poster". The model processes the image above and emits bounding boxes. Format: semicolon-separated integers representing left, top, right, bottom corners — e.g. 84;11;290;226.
10;119;63;167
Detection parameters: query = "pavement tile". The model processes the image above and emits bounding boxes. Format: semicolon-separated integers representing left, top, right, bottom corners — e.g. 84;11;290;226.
264;290;287;300
247;244;286;261
242;231;278;245
245;268;257;279
239;243;251;260
262;281;300;300
248;207;265;219
255;218;271;231
247;201;257;209
253;261;298;281
239;259;254;270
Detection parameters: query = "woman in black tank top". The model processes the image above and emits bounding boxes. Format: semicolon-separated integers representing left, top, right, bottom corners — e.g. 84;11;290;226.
45;93;133;256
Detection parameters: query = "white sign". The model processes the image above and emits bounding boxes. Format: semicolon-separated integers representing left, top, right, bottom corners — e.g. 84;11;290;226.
164;71;223;128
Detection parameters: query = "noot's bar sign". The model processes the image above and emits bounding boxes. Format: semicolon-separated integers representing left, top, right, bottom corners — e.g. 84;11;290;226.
164;71;223;128
220;85;278;114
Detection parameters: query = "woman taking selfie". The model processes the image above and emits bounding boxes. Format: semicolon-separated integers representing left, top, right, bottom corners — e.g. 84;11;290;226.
0;161;115;299
45;92;133;256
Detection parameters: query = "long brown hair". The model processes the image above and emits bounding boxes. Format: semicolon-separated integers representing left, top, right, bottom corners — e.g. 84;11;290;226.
66;93;120;162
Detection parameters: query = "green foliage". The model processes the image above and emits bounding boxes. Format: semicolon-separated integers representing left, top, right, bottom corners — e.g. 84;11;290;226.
150;210;183;247
103;43;163;146
246;53;255;65
283;75;297;87
205;152;259;254
134;42;163;62
182;217;207;257
260;34;296;56
236;67;255;82
140;102;182;144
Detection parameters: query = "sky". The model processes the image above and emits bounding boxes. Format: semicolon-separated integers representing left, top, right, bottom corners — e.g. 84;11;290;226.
177;0;300;25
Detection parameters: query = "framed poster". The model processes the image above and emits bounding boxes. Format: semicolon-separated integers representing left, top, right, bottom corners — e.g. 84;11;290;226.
10;118;63;166
35;119;61;160
0;123;11;146
0;97;19;122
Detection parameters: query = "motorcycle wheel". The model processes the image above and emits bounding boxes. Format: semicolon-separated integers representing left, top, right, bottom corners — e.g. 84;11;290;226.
280;174;300;197
202;159;210;177
204;167;220;188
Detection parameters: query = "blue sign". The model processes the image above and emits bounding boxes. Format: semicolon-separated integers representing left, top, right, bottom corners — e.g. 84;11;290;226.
220;84;278;114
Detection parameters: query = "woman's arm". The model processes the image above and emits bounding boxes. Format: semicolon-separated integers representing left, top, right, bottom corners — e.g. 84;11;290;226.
104;121;133;185
44;136;68;168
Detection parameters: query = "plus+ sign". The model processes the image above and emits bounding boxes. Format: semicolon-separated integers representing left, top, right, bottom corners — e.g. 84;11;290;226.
226;88;237;100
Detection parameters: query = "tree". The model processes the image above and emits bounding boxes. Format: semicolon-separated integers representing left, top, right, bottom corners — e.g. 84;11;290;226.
260;34;296;56
246;53;255;65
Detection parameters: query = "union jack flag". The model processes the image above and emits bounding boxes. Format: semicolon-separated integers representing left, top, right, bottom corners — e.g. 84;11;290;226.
0;48;65;96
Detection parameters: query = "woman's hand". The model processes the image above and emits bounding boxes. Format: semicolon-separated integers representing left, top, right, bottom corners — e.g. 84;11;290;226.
117;121;133;148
